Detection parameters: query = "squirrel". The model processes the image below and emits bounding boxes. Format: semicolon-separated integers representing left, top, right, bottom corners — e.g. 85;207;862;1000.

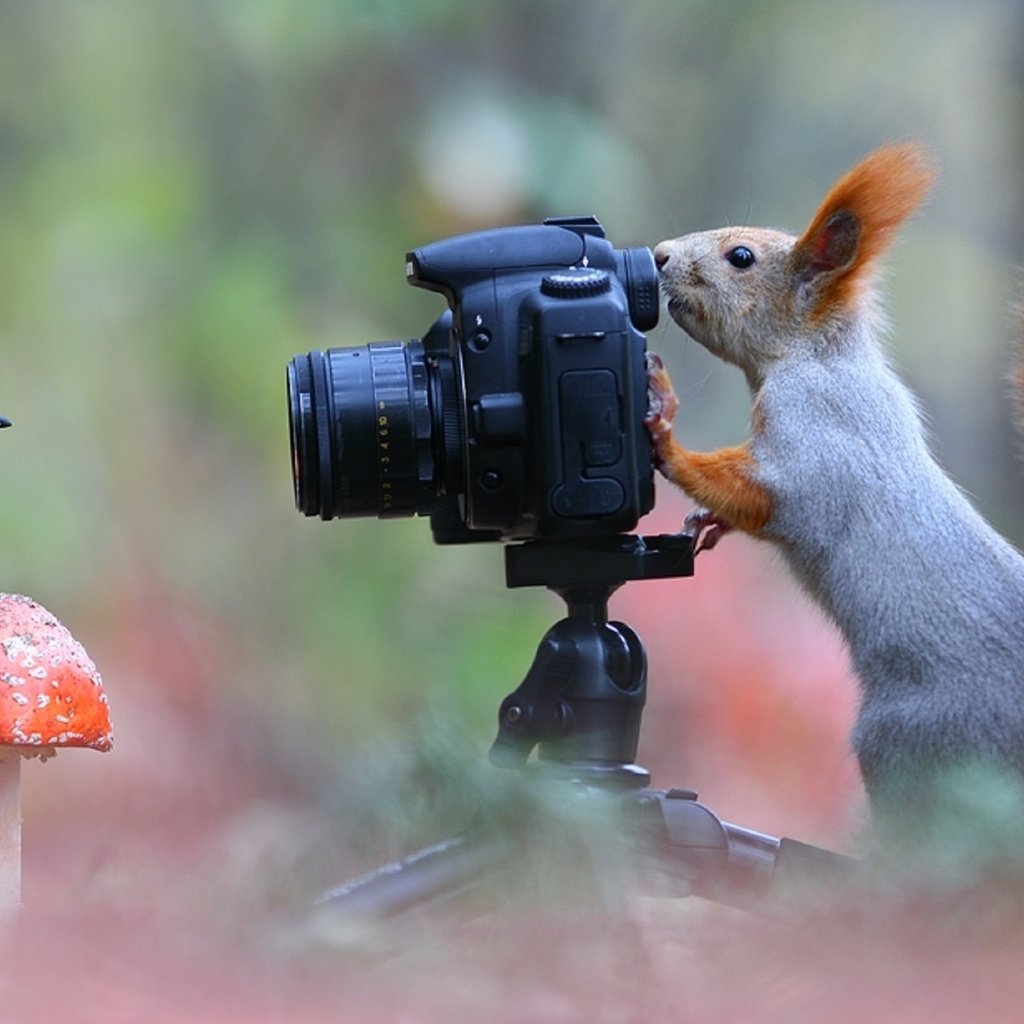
645;144;1024;836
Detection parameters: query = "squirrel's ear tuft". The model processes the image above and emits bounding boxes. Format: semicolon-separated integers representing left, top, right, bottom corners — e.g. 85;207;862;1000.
792;143;934;319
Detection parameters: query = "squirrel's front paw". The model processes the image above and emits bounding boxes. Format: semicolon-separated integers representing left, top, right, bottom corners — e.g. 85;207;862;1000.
685;507;734;555
645;353;678;444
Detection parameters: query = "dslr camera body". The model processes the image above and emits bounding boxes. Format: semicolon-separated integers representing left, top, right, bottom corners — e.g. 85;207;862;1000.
287;216;660;543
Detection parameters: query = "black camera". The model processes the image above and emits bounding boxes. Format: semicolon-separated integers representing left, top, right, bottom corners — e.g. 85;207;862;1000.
286;216;659;543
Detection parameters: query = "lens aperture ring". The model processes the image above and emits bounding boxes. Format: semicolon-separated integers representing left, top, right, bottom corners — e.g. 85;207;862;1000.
368;341;434;517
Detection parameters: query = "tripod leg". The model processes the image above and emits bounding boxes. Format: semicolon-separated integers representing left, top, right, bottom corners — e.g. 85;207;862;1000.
316;828;515;922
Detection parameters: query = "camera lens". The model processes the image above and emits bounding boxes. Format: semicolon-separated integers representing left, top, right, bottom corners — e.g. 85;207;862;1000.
287;340;459;520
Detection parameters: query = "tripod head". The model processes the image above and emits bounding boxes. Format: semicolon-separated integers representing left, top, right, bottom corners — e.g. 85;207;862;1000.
490;532;694;787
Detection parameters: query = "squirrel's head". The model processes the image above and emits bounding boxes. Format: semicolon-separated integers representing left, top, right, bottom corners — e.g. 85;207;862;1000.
654;144;934;382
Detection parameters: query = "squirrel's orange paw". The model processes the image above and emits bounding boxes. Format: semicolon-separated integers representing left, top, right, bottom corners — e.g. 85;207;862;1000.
645;353;678;442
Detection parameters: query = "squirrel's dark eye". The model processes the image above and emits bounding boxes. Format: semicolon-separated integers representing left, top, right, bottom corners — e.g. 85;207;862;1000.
725;246;756;270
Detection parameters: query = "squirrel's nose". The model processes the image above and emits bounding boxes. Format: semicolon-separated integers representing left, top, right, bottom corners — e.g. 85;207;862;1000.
653;244;670;269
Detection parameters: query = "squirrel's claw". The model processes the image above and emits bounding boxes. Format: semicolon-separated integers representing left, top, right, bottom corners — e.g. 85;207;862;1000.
685;507;733;555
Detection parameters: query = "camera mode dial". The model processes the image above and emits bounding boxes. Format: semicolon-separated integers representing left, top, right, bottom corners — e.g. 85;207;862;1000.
541;269;611;299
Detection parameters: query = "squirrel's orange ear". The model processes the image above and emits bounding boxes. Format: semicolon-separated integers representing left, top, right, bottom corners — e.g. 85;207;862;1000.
792;144;934;319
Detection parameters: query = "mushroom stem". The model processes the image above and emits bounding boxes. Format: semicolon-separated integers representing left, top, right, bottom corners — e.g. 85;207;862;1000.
0;754;19;915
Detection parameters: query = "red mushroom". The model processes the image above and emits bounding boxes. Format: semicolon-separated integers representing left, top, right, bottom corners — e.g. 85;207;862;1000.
0;593;111;912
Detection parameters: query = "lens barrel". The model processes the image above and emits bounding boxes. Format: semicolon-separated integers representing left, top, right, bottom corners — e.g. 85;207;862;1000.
288;341;442;520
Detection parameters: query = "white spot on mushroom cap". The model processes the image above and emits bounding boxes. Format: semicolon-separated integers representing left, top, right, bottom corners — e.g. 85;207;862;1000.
2;635;38;664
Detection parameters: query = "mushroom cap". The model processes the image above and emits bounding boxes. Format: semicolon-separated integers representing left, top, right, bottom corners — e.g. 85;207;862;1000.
0;594;111;752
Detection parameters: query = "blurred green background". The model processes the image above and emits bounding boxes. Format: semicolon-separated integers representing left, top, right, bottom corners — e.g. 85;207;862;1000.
1;0;1023;1011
